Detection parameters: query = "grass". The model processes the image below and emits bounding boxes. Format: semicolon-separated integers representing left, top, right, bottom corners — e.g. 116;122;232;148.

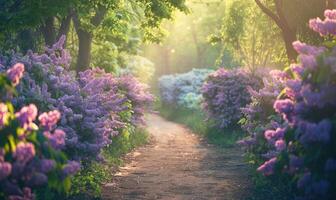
68;127;149;200
157;103;243;147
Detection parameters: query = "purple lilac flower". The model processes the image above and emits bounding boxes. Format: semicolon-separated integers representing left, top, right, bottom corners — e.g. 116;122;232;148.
38;110;61;130
298;120;331;144
0;103;8;127
13;142;35;163
43;129;66;150
297;172;311;189
15;104;38;130
39;159;56;173
311;180;330;196
257;157;277;176
6;63;24;86
325;158;336;172
62;161;80;176
289;155;303;173
0;161;12;180
292;41;325;56
26;173;48;187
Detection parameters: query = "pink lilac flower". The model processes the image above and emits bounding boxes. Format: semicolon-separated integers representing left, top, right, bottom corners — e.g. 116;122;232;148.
309;10;336;36
325;9;336;19
0;161;12;180
275;139;286;151
6;63;24;86
264;128;285;141
0;103;8;127
38;110;61;130
257;157;277;176
13;142;35;163
15;104;38;130
43;129;66;150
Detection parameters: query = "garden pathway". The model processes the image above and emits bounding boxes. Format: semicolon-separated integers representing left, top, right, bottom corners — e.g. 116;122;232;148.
102;113;251;200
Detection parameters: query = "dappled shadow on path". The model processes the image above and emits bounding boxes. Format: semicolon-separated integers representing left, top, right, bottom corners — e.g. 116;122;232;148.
102;114;251;200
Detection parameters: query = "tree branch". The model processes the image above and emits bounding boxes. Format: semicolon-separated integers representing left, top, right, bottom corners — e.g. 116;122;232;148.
254;0;282;28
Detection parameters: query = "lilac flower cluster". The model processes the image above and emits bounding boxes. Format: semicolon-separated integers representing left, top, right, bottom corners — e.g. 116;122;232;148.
257;10;336;199
0;36;153;161
238;70;285;161
201;68;261;128
0;66;78;199
159;69;214;110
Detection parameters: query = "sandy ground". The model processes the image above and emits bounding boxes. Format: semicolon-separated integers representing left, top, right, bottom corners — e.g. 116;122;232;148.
102;114;251;200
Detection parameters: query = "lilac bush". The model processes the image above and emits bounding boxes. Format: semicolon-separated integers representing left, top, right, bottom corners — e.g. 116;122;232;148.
159;68;213;110
201;68;261;128
257;10;336;199
0;64;79;199
0;36;153;161
238;70;285;161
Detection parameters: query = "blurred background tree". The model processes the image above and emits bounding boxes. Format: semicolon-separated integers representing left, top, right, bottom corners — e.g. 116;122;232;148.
0;0;187;72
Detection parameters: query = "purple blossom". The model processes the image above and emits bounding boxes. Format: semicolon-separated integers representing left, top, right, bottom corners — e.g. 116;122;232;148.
26;173;48;187
297;172;311;189
202;68;261;128
257;157;277;176
298;120;331;144
325;158;336;172
39;159;56;173
289;155;303;173
43;129;66;150
6;63;24;86
292;41;325;56
13;142;35;164
62;161;80;176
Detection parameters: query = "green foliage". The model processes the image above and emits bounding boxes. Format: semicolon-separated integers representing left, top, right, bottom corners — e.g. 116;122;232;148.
69;127;149;199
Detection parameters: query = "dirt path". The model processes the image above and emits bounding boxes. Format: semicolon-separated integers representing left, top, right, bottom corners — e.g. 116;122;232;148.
102;114;251;200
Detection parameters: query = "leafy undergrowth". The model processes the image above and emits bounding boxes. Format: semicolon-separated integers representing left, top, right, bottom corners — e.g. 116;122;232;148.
158;104;243;147
67;128;149;200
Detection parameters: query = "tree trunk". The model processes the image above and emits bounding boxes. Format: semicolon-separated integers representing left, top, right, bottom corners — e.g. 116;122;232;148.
72;7;107;72
57;14;72;47
281;27;297;62
41;17;56;47
254;0;298;62
76;30;93;72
